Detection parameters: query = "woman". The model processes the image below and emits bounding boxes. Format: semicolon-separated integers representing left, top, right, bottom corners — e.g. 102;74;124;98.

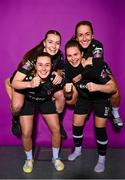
12;52;64;173
64;40;117;173
5;30;67;139
73;20;123;128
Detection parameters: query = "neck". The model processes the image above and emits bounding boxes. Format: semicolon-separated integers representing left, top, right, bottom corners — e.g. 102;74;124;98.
37;73;47;83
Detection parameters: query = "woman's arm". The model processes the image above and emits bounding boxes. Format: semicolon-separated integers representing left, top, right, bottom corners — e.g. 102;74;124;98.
12;71;41;90
11;71;31;89
86;78;117;94
5;78;12;99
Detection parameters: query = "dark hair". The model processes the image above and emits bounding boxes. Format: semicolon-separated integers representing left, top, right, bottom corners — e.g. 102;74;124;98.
44;30;61;42
18;30;61;67
65;39;83;54
35;52;51;63
74;20;94;39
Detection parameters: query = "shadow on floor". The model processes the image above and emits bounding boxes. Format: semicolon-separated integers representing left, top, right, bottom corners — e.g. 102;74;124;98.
0;146;125;179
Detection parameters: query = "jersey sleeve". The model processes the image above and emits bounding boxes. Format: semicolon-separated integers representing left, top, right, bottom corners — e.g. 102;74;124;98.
99;62;111;84
17;59;35;75
64;63;72;83
92;39;104;58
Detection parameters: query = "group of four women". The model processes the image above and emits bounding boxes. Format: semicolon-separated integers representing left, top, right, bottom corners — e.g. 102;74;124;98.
5;20;122;174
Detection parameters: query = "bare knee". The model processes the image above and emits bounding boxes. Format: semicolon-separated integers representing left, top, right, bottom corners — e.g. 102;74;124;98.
11;94;24;114
22;130;32;140
54;90;65;103
66;87;78;106
12;104;23;113
12;103;23;115
66;98;77;106
51;126;60;136
54;90;65;112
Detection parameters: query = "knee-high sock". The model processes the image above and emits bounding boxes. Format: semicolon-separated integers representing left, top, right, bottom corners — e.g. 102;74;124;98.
95;127;108;156
73;125;83;147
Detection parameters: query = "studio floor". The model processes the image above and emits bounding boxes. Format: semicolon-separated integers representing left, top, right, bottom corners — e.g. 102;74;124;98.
0;146;125;179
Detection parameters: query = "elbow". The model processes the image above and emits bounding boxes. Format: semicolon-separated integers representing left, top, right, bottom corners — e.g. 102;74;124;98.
5;78;11;88
11;80;18;89
113;86;118;94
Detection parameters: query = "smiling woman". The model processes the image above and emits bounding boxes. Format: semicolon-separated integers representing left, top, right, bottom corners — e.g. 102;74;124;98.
5;30;67;139
10;52;65;173
64;39;117;173
74;20;123;129
35;55;52;80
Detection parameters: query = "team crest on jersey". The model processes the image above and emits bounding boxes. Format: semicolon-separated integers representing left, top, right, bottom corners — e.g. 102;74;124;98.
93;47;103;58
47;88;53;95
100;69;108;79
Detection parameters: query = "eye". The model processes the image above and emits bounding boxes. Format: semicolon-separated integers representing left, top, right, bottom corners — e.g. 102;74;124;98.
67;55;71;58
38;63;42;66
45;63;51;67
78;33;83;37
48;41;53;44
56;42;60;45
86;32;91;36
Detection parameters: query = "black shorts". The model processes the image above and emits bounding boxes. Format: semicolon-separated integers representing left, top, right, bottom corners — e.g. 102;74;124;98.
20;99;57;116
74;98;110;118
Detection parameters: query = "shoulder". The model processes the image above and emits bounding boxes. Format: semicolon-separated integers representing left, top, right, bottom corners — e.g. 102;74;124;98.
93;58;105;68
91;39;104;58
93;60;111;73
92;39;103;49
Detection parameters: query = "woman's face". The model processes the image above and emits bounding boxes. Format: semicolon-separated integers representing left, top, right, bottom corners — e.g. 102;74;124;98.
66;46;83;67
76;25;93;49
43;34;61;55
35;56;52;79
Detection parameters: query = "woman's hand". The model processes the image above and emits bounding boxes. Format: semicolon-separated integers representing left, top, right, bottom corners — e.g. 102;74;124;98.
72;74;82;83
52;72;63;85
81;57;92;67
65;83;73;93
86;82;98;92
30;75;41;88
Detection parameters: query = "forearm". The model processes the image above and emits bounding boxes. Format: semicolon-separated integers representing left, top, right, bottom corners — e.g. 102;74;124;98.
96;83;117;94
12;80;32;89
11;71;31;89
86;80;117;94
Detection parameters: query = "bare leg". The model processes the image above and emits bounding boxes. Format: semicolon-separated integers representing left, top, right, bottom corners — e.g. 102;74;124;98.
20;115;34;173
20;115;34;152
43;114;61;148
43;113;64;171
5;78;12;100
109;75;123;128
11;89;25;115
54;90;65;113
